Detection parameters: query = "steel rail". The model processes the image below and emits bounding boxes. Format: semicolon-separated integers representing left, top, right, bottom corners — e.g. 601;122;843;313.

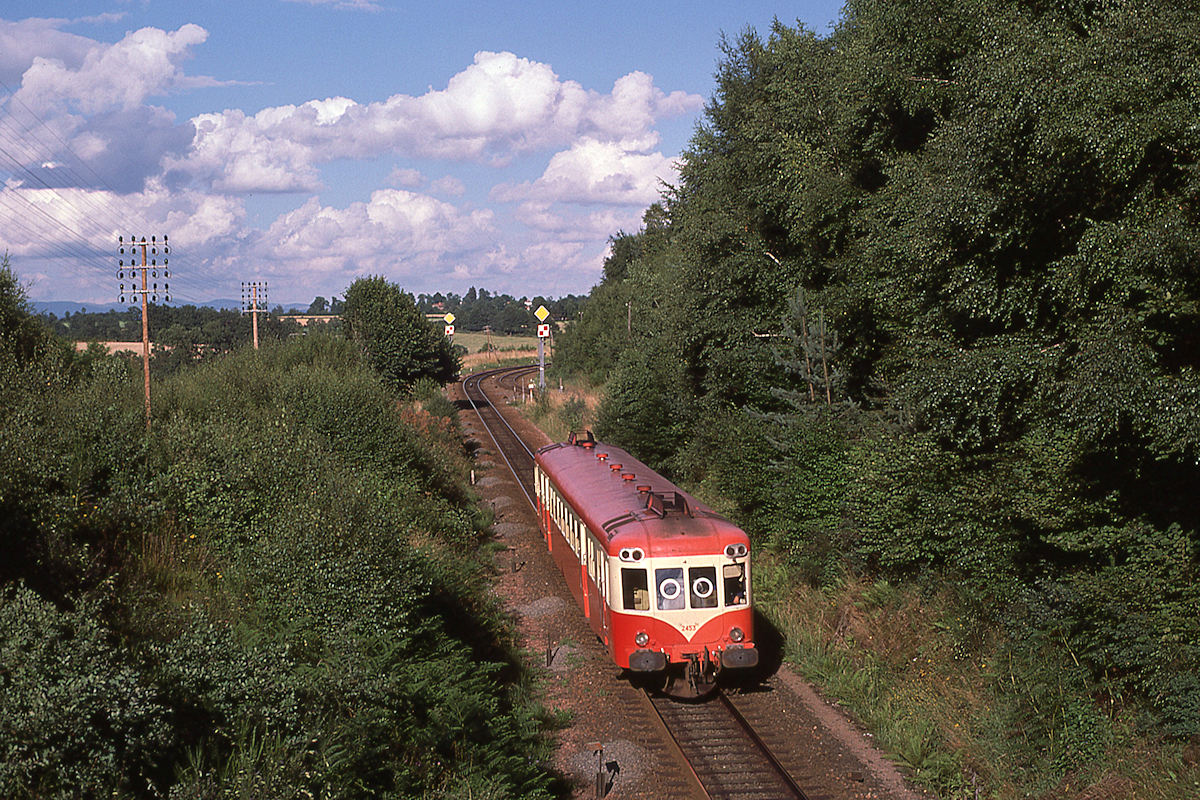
647;689;810;800
461;366;540;510
717;692;811;800
641;689;713;800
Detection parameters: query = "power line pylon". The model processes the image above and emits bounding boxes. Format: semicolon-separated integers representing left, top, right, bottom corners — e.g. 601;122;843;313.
241;281;268;349
117;235;170;430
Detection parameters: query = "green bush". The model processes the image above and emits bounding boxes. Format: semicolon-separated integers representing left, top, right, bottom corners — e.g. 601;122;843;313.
595;346;692;472
0;296;553;798
0;585;173;798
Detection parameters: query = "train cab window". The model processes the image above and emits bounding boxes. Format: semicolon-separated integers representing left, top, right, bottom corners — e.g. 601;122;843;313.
656;567;686;611
621;568;649;611
689;566;718;609
723;563;747;606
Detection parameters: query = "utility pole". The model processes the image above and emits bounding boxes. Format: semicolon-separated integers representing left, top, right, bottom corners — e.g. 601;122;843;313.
117;235;169;430
241;281;268;349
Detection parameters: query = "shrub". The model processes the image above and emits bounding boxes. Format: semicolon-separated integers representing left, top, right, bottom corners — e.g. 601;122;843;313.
0;585;173;798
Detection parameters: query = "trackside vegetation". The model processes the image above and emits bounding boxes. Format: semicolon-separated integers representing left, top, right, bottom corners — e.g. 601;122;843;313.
343;275;459;392
0;260;555;798
555;2;1200;796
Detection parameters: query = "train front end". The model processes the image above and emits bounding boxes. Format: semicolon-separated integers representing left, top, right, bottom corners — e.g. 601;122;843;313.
608;514;758;698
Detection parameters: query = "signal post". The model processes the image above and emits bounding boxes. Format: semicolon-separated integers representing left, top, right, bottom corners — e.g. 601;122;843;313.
535;304;550;391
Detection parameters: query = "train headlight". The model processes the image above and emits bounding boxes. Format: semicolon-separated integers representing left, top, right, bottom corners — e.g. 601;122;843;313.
635;631;650;647
724;543;748;558
729;627;745;643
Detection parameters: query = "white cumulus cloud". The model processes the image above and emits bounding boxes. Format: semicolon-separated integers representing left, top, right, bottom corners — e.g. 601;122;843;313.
260;190;497;285
168;51;701;194
0;17;97;85
492;137;679;206
17;24;217;113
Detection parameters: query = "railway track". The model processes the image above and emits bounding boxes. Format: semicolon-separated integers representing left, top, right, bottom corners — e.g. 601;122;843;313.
462;365;541;503
646;691;810;800
461;366;816;800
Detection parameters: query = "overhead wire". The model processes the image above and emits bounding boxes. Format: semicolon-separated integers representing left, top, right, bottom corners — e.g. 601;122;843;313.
0;77;236;306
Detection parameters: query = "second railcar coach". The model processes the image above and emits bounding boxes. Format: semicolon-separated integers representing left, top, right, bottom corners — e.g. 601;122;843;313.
534;431;758;697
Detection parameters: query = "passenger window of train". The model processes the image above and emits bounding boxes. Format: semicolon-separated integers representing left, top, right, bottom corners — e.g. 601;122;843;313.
689;567;718;609
656;567;686;611
622;568;649;611
723;563;747;606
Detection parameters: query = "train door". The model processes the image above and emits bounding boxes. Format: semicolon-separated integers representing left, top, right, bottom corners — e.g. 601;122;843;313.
597;546;610;645
581;526;590;619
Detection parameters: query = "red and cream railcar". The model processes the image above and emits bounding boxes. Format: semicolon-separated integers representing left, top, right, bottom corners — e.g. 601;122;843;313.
534;431;758;696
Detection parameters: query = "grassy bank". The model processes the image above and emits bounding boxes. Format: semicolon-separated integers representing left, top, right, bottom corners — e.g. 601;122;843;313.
751;557;1200;798
522;376;601;443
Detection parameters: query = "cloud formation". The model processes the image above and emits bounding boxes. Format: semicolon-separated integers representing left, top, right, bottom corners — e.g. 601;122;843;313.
167;51;699;196
0;15;701;302
493;136;678;206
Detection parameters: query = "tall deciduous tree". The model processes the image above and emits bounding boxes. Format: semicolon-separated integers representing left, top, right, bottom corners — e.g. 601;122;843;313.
341;276;458;392
558;0;1200;737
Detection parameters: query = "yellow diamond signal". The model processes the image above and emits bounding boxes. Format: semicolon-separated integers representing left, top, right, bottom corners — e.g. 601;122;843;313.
443;312;456;324
534;305;550;322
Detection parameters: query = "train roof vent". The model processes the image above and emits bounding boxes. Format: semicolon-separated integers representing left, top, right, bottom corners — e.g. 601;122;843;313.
568;430;596;448
645;490;692;519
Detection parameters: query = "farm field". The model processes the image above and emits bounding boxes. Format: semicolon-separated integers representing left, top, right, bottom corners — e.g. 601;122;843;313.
451;330;538;353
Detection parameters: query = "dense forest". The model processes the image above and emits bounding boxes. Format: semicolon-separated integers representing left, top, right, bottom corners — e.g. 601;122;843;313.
558;0;1199;793
0;263;555;798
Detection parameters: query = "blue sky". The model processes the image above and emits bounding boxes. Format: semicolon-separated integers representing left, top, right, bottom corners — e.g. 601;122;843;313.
1;1;843;306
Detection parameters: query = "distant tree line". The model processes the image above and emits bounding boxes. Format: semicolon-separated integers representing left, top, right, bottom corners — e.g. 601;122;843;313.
45;303;302;344
42;304;305;374
37;280;583;384
415;287;586;334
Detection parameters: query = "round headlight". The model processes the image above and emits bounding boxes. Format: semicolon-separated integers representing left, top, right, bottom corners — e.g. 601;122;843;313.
635;631;649;647
729;626;745;643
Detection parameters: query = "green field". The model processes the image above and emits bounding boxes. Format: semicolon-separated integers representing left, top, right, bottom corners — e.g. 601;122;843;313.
450;330;538;353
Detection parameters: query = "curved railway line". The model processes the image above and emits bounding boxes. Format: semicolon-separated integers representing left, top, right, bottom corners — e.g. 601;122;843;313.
461;366;815;800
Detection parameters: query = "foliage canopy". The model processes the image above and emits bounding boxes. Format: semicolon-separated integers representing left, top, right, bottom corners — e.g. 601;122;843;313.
342;275;459;390
557;0;1200;764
